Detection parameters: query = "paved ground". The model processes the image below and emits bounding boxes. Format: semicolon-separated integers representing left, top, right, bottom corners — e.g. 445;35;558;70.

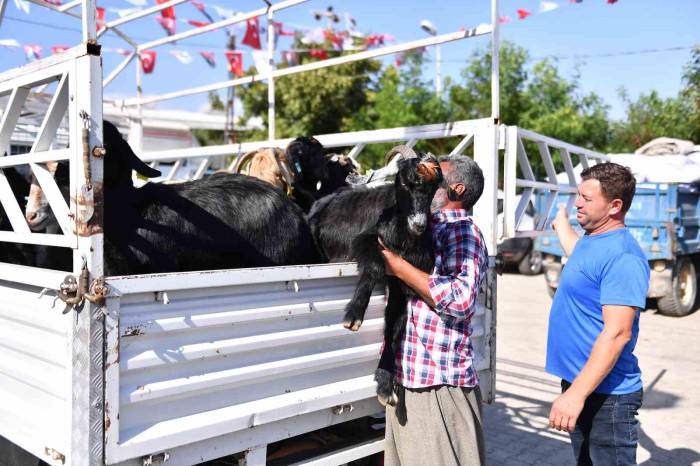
483;272;700;466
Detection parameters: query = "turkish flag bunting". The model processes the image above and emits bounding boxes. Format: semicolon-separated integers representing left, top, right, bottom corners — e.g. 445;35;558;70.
141;50;157;74
51;46;70;54
190;0;205;11
23;44;41;61
156;0;176;19
200;51;216;68
156;16;176;35
96;7;106;33
273;21;296;37
309;49;328;60
242;17;261;49
517;9;532;19
225;51;244;77
607;0;618;3
188;19;210;28
43;0;61;4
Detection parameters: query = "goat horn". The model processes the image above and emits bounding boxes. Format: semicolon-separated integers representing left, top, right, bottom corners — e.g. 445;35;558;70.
384;145;418;167
232;149;265;174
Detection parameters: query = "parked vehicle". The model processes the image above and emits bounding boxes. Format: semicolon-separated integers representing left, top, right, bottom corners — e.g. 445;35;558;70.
534;183;700;316
497;193;543;275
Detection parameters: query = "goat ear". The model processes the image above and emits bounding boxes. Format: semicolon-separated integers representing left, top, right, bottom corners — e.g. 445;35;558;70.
130;155;162;178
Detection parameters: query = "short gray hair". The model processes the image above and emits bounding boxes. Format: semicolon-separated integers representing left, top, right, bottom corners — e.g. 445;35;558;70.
438;154;484;210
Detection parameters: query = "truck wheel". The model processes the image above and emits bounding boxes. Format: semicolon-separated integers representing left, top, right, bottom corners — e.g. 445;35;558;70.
518;249;543;275
657;257;698;317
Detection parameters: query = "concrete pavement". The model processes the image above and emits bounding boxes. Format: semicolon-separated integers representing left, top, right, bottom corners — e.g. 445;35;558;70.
484;272;700;466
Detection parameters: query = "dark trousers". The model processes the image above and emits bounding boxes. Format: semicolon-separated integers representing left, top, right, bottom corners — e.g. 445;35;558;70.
561;380;643;466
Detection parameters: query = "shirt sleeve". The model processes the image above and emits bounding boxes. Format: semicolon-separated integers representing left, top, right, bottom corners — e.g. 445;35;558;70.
427;221;486;320
600;253;650;309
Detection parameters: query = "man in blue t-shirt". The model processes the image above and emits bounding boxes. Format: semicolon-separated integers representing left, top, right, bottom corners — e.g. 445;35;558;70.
546;162;649;466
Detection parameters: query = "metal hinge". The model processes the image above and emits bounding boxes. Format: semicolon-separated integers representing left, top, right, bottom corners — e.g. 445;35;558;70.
57;257;109;312
142;452;170;466
44;447;65;464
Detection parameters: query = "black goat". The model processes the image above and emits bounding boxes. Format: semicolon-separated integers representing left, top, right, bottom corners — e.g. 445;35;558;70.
0;166;36;266
105;121;323;275
317;153;360;198
308;146;443;406
284;136;327;212
25;121;323;276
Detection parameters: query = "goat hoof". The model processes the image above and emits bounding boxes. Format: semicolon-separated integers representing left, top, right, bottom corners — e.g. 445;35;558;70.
377;391;399;407
374;368;398;406
342;314;363;331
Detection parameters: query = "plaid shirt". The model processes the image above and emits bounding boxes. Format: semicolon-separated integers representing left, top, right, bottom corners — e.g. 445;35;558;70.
395;209;488;388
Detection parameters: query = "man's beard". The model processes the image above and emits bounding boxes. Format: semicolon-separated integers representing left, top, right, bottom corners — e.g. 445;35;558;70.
431;189;447;213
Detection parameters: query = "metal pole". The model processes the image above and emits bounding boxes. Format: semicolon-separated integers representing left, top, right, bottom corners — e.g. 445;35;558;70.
435;44;442;97
491;0;500;122
267;10;276;141
0;0;7;30
135;52;143;151
81;0;97;42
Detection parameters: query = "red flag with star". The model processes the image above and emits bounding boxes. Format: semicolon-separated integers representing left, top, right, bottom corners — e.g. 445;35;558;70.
141;50;157;74
156;0;176;19
225;51;244;77
96;7;106;33
242;17;261;49
517;9;532;19
200;51;216;68
309;49;328;60
188;19;210;28
190;0;205;11
51;45;70;54
155;16;176;35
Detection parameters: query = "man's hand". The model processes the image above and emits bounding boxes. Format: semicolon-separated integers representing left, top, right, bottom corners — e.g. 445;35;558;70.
548;390;585;432
378;237;401;276
551;204;569;232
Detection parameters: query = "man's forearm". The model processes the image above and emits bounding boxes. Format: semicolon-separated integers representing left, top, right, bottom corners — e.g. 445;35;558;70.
555;221;580;257
392;257;436;307
566;329;630;399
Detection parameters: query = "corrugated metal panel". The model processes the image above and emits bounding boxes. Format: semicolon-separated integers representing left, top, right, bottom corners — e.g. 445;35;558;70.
0;280;71;462
105;263;492;464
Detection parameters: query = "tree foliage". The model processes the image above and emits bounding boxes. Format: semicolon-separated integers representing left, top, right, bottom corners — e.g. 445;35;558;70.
236;39;700;172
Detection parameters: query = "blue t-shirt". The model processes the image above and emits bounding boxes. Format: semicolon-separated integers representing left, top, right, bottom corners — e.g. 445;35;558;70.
546;228;649;395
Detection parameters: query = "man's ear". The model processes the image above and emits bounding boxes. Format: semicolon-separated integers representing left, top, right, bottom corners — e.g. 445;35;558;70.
609;198;623;216
454;183;466;196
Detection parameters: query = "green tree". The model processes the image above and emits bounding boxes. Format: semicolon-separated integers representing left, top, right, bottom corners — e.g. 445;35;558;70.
239;32;381;141
347;51;453;167
449;41;530;125
609;89;695;152
681;46;700;143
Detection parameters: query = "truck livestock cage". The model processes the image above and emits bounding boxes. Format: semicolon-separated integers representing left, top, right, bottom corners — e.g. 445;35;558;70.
0;0;608;464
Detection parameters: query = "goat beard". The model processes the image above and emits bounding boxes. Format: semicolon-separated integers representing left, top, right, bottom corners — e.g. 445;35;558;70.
431;188;448;212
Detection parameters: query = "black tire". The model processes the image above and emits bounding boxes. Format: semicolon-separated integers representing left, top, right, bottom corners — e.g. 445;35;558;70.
657;257;698;317
518;249;543;275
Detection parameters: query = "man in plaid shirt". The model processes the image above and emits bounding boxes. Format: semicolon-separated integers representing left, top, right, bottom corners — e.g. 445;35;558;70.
379;154;488;466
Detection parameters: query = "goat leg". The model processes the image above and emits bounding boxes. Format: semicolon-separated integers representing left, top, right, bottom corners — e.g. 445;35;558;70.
375;280;405;406
343;233;384;331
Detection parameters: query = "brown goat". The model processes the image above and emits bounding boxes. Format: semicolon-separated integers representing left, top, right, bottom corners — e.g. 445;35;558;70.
231;147;295;195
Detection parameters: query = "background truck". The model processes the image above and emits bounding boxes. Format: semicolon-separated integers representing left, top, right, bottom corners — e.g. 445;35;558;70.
534;183;700;317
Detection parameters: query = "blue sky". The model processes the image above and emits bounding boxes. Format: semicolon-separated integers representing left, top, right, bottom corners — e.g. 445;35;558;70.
1;0;698;121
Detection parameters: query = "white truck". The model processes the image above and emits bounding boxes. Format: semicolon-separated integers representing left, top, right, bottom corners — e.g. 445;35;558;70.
0;0;607;464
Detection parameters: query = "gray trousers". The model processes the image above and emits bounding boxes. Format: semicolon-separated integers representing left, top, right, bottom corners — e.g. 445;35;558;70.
384;385;485;466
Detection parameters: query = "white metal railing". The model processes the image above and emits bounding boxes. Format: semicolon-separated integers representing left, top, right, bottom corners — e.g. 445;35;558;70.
138;119;485;181
0;62;75;249
502;126;609;239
